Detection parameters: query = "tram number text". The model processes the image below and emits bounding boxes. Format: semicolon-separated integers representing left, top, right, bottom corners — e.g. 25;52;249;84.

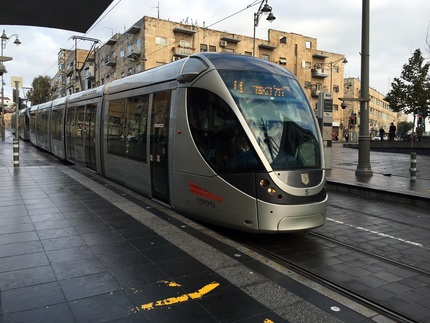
197;198;216;208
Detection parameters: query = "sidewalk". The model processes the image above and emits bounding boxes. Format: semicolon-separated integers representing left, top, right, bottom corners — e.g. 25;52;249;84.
327;143;430;207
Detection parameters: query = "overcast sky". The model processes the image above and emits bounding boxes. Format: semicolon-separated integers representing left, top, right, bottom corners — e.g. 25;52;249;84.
2;0;429;99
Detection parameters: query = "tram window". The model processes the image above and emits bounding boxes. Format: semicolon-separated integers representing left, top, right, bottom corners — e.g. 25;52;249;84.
218;70;321;170
107;95;149;162
51;109;62;140
75;107;85;147
187;88;263;173
107;99;126;157
126;95;149;162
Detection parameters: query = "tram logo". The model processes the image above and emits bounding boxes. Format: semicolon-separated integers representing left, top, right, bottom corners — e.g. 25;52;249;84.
189;182;223;202
301;173;310;185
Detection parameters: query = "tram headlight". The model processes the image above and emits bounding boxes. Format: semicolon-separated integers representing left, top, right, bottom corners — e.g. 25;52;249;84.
267;187;276;195
260;179;270;187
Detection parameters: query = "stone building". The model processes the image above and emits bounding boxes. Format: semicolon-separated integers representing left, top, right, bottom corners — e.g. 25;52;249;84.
87;17;346;107
340;77;402;141
53;48;92;97
53;16;369;131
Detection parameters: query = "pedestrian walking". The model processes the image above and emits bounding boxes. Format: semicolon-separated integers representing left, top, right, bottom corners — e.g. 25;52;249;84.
379;127;385;140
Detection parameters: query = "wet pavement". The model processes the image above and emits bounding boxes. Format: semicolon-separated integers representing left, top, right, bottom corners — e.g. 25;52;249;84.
1;131;429;322
327;143;430;206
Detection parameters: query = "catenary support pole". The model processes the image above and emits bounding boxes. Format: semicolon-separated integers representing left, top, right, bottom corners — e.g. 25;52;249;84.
355;0;373;176
13;80;19;167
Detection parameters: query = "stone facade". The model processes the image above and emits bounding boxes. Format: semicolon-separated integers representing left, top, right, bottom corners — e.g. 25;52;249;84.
340;77;402;141
52;16;395;136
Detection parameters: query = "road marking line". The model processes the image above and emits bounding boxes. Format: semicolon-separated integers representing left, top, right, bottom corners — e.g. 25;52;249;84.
327;217;428;249
136;281;220;311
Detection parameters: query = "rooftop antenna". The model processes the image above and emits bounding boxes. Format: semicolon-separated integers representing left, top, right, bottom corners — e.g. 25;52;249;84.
152;1;159;19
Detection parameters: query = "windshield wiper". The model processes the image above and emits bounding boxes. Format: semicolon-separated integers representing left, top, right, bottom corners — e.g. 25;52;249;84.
260;118;278;161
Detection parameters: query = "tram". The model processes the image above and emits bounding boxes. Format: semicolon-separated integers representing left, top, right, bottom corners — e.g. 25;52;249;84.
25;53;327;233
10;107;31;140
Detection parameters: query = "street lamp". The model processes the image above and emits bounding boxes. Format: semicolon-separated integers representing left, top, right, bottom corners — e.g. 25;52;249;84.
1;29;21;141
356;0;372;176
326;57;348;96
253;0;276;57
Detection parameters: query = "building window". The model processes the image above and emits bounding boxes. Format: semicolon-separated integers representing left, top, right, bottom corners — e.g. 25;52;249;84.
180;39;191;48
120;50;125;58
128;68;133;76
303;61;312;69
262;54;269;61
223;48;234;53
156;36;167;46
200;44;208;52
333;66;340;73
306;41;312;49
304;81;312;89
279;57;287;65
280;36;287;44
244;51;252;56
209;45;216;52
333;85;340;93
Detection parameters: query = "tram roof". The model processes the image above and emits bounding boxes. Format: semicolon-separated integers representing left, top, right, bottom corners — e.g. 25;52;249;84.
0;0;114;33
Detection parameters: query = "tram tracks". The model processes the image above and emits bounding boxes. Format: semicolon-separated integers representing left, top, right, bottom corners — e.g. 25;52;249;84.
218;228;429;323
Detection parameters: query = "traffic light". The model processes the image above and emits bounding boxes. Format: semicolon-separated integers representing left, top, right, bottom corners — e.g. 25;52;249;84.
418;114;423;125
349;113;357;128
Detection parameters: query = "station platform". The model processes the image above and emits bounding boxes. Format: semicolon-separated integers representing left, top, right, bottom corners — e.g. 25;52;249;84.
326;143;430;209
0;131;427;322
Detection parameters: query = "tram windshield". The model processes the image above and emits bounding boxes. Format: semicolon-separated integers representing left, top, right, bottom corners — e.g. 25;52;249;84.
219;71;321;170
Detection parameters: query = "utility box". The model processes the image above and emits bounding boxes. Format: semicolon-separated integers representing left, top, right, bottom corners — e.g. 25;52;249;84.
317;92;333;169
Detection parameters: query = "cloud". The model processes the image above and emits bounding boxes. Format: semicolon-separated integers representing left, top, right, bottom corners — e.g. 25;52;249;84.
2;0;429;98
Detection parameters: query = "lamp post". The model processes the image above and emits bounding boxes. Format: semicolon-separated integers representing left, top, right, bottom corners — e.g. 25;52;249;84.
253;0;276;57
1;29;21;141
355;0;372;176
326;57;348;96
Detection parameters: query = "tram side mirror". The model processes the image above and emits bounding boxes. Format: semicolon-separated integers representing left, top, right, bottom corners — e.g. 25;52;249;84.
177;72;199;84
341;102;347;109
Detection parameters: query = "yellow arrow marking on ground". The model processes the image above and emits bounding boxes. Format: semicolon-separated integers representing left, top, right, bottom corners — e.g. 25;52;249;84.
136;281;220;311
159;280;181;287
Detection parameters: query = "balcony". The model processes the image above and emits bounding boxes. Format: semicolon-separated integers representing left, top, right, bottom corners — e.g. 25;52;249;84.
105;56;116;67
126;25;141;34
173;27;196;35
84;66;94;79
105;58;116;67
311;68;329;78
220;36;240;44
127;45;141;59
172;46;194;58
106;38;117;46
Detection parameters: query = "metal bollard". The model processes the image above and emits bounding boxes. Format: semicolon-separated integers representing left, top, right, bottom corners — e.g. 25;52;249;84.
13;138;19;167
410;152;416;181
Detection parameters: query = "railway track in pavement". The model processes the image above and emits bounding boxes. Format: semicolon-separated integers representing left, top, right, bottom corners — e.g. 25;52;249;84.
216;190;430;322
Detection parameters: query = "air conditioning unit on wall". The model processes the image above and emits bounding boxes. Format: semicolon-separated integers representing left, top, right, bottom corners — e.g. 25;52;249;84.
220;40;227;47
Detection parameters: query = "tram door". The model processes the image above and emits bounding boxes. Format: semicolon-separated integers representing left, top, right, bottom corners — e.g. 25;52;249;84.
65;107;75;162
84;104;97;171
150;91;171;204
